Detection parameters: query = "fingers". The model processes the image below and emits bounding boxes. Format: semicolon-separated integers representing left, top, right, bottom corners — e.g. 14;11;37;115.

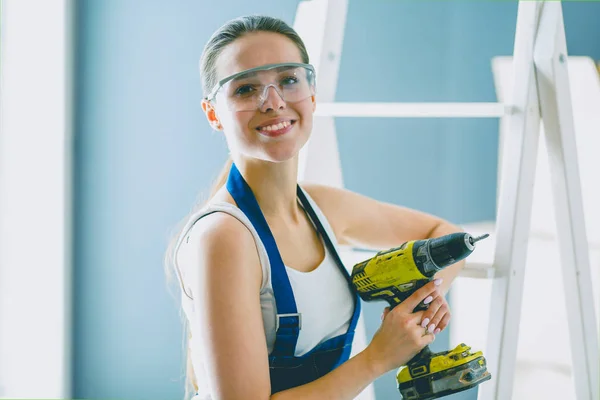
430;300;447;334
407;310;425;324
414;321;436;347
383;306;424;323
435;310;451;334
421;295;451;334
421;329;436;346
419;291;446;333
396;278;443;313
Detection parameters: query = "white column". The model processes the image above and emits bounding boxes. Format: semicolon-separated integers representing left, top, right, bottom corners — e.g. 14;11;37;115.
0;0;73;398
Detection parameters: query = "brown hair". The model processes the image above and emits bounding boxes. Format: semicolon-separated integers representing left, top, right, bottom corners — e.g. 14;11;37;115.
164;15;310;399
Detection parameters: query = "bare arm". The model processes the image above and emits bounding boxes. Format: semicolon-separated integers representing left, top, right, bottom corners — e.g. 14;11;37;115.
182;212;271;399
301;183;466;295
180;212;442;400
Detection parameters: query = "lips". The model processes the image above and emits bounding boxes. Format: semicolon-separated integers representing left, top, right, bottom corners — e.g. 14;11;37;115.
255;118;296;137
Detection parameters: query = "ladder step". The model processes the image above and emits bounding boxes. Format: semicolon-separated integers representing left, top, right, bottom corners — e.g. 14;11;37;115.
314;102;512;118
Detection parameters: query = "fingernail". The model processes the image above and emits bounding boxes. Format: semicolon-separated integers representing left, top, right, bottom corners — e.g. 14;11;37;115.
421;318;430;328
434;278;443;286
434;328;441;334
428;324;436;333
423;296;433;305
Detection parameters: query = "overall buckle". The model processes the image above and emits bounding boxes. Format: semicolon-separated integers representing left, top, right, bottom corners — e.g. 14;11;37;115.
276;313;302;331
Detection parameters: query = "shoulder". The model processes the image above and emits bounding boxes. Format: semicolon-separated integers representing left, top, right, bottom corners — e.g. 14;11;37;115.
299;182;346;206
188;210;254;249
182;186;252;256
299;182;354;240
178;206;263;296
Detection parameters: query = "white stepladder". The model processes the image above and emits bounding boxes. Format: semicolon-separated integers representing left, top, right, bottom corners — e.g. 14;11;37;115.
293;1;599;399
482;2;598;400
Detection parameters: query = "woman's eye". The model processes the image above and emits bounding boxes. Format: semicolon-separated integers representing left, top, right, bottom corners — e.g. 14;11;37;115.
281;77;299;86
234;85;255;96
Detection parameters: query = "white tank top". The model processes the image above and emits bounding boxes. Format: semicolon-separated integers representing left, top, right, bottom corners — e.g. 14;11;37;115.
174;189;355;399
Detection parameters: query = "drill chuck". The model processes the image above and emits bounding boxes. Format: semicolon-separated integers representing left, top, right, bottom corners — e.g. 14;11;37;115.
412;232;489;277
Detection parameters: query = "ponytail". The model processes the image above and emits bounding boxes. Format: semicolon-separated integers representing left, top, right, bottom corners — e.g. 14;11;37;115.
208;157;233;199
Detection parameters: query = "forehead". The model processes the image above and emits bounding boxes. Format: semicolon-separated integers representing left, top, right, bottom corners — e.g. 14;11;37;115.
216;31;304;80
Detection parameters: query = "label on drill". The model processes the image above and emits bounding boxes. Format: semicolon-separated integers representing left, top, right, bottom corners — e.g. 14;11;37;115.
355;241;428;304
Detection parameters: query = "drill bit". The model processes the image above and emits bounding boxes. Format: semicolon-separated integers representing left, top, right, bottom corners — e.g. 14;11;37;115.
470;233;490;244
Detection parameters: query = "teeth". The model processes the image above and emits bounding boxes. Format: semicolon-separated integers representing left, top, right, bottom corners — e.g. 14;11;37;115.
260;121;291;131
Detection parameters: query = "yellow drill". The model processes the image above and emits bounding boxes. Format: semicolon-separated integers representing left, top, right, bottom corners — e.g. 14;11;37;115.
351;232;492;400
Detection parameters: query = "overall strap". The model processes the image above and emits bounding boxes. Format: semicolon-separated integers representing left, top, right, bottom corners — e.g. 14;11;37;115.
296;187;362;354
226;163;300;357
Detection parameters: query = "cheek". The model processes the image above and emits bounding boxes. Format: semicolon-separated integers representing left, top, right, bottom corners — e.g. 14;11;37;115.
217;107;250;134
220;112;257;150
295;101;314;131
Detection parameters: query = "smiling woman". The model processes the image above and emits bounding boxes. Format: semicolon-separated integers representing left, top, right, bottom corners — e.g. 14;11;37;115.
164;14;461;400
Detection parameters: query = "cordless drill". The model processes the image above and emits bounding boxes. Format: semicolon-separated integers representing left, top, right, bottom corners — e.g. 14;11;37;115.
351;232;492;400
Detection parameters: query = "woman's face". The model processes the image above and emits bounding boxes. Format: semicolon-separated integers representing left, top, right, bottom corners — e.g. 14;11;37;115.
203;32;315;164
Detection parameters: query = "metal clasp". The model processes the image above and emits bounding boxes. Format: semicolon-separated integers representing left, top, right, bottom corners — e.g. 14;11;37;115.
276;313;302;331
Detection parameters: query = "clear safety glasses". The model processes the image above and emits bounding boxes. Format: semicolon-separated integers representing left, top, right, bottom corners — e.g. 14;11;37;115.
205;62;316;112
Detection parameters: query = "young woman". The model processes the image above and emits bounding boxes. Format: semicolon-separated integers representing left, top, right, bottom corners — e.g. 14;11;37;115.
166;15;466;400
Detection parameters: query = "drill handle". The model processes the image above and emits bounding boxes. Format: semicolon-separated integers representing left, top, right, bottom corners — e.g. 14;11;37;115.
408;345;433;366
388;300;429;313
386;278;432;313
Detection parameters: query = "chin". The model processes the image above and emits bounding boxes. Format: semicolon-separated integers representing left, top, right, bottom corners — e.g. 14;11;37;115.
261;145;301;163
258;127;310;163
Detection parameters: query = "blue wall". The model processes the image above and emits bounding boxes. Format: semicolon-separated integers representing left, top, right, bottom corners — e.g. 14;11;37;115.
73;1;600;399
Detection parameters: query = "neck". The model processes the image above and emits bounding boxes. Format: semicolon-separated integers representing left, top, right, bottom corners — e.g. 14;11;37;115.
232;155;301;221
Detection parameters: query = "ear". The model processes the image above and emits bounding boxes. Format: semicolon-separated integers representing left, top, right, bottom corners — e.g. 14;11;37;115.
201;99;223;131
311;95;316;112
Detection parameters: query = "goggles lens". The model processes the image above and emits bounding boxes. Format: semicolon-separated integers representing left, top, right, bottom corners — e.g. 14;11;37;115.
209;63;316;112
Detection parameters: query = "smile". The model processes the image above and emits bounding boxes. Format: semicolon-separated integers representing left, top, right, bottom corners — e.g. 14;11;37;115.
256;120;296;137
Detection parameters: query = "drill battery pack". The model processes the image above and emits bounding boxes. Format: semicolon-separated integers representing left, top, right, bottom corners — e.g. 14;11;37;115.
397;343;492;400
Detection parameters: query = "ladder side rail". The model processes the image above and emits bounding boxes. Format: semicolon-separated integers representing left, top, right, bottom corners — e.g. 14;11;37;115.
480;2;544;399
533;3;599;399
294;0;348;188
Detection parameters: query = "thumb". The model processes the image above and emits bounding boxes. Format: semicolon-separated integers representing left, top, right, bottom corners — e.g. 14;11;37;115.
381;306;391;321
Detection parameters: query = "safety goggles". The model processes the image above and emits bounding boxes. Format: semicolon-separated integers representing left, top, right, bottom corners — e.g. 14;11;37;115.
205;62;316;112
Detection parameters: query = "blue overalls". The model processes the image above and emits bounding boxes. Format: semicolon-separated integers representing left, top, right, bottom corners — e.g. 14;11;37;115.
226;162;362;394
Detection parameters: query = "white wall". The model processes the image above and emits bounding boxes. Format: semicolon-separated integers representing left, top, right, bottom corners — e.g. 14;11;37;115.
0;1;73;397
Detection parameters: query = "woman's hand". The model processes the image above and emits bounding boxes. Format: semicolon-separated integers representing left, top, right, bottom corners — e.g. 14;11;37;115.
417;280;450;335
381;279;450;335
363;280;444;375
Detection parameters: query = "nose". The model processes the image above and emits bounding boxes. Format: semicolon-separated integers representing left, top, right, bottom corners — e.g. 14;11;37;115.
259;85;286;112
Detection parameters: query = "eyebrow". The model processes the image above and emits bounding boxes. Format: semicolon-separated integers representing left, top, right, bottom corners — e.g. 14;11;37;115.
231;72;257;81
